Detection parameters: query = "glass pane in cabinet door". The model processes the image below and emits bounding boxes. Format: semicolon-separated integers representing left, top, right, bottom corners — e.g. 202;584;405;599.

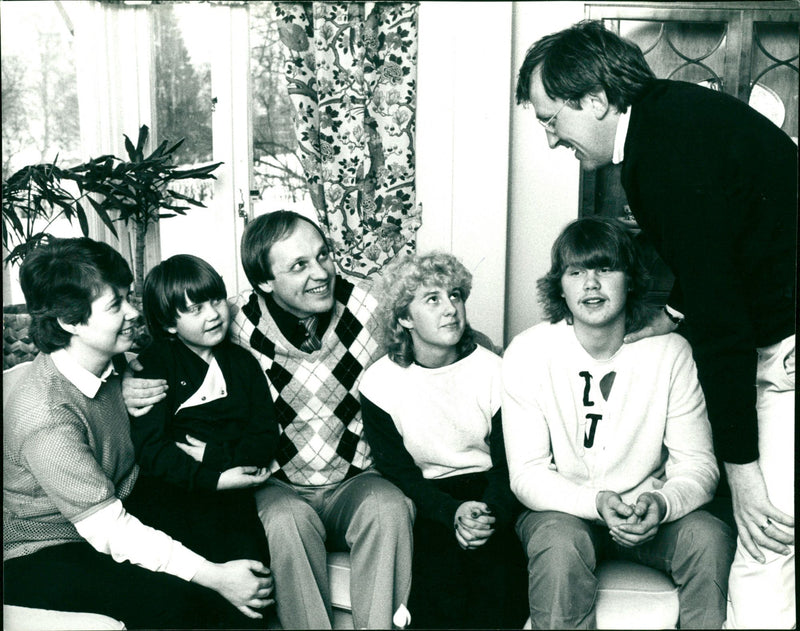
153;2;214;166
619;20;728;89
248;1;316;221
750;22;799;143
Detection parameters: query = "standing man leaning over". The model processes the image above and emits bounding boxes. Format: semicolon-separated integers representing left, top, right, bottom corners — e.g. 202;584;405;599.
516;20;796;628
123;211;414;630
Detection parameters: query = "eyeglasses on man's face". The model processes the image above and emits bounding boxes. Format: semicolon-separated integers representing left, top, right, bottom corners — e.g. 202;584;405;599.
538;100;570;133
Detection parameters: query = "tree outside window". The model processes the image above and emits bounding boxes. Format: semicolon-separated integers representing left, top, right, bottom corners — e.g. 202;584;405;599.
249;2;314;217
1;1;81;180
152;2;214;167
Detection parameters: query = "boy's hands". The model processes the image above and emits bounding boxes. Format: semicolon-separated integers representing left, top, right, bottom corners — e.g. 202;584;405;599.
176;435;270;490
610;492;665;547
122;357;168;417
217;466;270;490
596;490;636;528
597;491;665;548
175;435;207;462
454;501;495;550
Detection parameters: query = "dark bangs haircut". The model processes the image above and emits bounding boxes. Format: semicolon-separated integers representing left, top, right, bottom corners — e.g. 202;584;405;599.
537;217;654;334
143;254;227;339
20;237;133;353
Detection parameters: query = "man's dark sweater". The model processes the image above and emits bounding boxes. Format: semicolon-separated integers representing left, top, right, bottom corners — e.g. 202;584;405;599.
622;79;797;464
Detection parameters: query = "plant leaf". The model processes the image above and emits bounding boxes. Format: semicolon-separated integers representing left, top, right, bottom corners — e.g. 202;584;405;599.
87;196;119;238
167;190;207;206
135;125;150;159
124;135;137;161
76;205;90;237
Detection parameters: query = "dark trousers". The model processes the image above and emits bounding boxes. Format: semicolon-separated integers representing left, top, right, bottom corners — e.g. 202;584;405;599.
128;475;270;565
4;478;271;629
408;474;529;629
3;541;246;629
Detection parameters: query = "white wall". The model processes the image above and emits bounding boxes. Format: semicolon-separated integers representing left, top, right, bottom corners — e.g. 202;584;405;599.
416;2;513;348
416;1;584;347
506;1;584;343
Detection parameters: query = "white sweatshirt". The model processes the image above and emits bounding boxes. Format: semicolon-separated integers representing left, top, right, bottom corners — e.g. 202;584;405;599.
502;320;718;523
359;345;500;480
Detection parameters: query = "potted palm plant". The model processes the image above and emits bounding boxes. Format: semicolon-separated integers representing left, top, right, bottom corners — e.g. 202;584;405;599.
2;125;222;368
73;125;222;301
2;159;118;266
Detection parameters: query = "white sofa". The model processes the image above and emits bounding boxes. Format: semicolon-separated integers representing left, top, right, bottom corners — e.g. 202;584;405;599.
3;362;678;630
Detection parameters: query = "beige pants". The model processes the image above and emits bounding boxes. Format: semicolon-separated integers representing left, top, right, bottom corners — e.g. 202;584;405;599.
725;335;795;629
254;471;414;629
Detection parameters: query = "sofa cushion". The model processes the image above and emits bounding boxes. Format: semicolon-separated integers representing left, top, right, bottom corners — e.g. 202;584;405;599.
595;560;679;629
3;605;125;631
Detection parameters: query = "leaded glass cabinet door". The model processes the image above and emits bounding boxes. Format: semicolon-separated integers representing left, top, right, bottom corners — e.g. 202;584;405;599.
581;1;799;305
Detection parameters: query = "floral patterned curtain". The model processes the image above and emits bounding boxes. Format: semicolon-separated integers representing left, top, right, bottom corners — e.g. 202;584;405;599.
275;2;420;278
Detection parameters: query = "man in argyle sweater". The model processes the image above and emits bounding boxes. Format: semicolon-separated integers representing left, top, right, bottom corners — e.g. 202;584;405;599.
232;212;413;630
125;211;414;629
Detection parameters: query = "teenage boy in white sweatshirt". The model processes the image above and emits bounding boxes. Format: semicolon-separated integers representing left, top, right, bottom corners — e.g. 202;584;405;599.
502;217;735;630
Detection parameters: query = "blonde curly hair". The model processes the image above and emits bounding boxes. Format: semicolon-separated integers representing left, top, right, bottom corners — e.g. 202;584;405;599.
377;252;475;367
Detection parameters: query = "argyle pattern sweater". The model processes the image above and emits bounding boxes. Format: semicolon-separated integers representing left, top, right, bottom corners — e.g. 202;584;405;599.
229;276;383;486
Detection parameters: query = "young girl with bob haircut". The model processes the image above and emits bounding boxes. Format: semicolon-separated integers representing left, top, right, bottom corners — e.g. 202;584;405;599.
3;238;273;629
359;252;527;629
131;254;278;580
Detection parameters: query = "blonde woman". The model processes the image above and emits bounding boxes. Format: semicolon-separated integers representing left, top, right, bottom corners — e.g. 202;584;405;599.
360;252;527;629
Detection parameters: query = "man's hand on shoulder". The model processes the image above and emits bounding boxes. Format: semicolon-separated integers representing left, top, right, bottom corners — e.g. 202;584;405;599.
122;356;168;417
623;307;678;344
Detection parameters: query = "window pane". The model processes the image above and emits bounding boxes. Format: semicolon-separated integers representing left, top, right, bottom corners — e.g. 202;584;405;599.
249;2;315;218
750;21;798;142
153;2;214;165
2;1;84;306
1;1;81;179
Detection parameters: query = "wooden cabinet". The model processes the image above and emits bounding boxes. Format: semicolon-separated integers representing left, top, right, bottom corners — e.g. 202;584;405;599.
580;1;799;304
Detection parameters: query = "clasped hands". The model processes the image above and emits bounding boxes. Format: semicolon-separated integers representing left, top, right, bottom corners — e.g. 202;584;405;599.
176;434;270;491
454;501;495;550
596;490;666;547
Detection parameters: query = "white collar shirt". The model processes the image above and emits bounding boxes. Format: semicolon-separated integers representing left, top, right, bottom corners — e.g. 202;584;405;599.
51;349;115;399
612;106;632;165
